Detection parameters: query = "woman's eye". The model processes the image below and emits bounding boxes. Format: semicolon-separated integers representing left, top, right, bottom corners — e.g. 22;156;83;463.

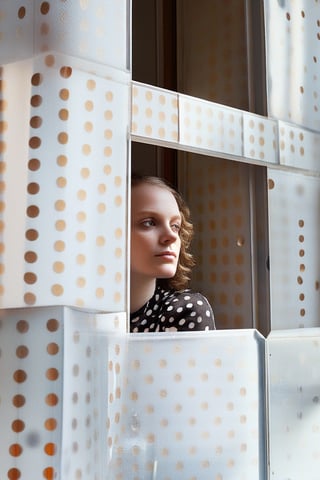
141;219;155;227
171;223;181;233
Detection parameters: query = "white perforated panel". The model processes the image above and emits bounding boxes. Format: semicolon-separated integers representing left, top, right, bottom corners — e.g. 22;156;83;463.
0;307;126;480
110;330;266;480
267;328;320;480
278;120;320;172
1;55;129;311
131;83;179;144
267;168;320;329
179;94;243;158
243;112;278;164
264;0;320;132
0;1;129;70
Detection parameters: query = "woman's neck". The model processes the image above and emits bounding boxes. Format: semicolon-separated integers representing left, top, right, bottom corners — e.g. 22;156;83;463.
130;275;156;314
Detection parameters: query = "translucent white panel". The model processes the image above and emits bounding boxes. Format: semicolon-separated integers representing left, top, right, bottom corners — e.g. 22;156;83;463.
267;328;320;479
0;1;34;64
131;82;179;144
267;169;320;329
131;83;281;167
243;112;278;165
278;120;320;173
0;54;129;311
0;313;265;479
0;0;129;71
264;0;320;132
110;330;266;480
61;309;126;479
0;309;63;478
0;306;125;480
179;94;243;158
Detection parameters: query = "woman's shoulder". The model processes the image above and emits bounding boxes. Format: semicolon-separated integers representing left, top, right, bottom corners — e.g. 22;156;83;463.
162;286;211;305
156;288;215;331
156;286;215;327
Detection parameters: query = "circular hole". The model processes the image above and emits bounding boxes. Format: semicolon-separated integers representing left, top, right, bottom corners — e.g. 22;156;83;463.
46;368;59;381
45;393;59;406
44;418;57;431
7;468;21;479
25;229;39;241
46;318;60;332
13;369;27;383
12;395;26;408
47;343;59;355
16;345;29;358
24;251;38;263
18;7;26;19
16;320;29;333
40;2;50;15
11;419;25;433
44;442;56;456
9;443;23;457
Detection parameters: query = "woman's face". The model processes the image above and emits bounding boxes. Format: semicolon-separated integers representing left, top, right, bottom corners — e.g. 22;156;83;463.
131;183;181;283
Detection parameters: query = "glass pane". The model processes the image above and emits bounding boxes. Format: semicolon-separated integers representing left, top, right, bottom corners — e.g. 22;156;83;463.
267;168;320;329
267;329;320;479
264;0;320;131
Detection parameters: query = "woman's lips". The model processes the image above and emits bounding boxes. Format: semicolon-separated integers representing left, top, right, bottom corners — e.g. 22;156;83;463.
155;251;176;258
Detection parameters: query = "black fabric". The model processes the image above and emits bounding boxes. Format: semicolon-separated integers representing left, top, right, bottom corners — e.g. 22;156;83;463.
130;285;215;333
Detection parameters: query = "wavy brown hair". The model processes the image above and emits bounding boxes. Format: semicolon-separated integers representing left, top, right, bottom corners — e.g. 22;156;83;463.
131;173;195;291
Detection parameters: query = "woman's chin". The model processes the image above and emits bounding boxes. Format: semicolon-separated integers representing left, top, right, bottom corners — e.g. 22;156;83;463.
156;268;177;279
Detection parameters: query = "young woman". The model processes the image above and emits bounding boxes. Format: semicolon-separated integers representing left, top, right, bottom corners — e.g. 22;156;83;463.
130;174;215;333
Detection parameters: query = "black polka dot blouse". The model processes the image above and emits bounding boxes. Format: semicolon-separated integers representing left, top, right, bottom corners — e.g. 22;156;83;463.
130;285;215;333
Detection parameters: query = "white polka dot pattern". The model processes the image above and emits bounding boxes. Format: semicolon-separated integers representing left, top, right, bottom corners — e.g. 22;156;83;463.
130;285;215;333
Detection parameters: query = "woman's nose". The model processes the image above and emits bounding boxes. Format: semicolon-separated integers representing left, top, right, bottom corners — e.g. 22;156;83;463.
160;225;178;244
